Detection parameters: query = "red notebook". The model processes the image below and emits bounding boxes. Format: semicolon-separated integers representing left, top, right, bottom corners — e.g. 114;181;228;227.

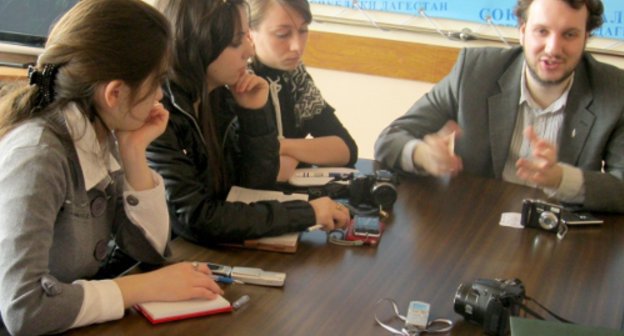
135;295;232;324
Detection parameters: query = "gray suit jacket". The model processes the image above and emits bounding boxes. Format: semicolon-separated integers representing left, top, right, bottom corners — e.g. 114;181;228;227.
375;47;624;213
0;116;168;335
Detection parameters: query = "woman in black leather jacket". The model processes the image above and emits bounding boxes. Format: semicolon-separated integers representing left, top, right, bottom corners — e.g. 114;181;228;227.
147;0;349;246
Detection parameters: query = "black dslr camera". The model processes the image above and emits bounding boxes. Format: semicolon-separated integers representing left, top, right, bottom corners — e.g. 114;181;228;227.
454;278;525;336
348;170;397;211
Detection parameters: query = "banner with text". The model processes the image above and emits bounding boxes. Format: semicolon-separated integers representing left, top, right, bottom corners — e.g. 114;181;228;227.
310;0;624;40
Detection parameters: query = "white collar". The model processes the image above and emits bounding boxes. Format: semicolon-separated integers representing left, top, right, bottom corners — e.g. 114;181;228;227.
520;63;574;115
63;103;121;190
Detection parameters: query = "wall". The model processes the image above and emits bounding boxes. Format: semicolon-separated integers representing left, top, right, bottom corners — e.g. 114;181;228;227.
306;67;431;159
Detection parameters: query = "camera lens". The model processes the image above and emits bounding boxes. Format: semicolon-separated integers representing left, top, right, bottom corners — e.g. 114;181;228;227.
538;211;559;230
371;182;397;210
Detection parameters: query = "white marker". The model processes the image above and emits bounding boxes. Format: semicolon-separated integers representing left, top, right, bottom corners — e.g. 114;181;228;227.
306;224;323;232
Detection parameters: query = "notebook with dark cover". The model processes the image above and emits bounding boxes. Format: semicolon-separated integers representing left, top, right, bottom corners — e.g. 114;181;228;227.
510;317;624;336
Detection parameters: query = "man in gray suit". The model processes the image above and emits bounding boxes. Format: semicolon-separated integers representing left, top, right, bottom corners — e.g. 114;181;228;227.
375;0;624;213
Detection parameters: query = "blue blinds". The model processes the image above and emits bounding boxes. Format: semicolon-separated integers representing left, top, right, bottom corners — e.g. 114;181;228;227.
0;0;79;47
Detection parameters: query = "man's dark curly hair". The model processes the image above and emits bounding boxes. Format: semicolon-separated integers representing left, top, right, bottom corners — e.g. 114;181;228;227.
514;0;604;33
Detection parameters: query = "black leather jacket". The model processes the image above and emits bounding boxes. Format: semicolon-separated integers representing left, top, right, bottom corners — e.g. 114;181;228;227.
146;81;315;245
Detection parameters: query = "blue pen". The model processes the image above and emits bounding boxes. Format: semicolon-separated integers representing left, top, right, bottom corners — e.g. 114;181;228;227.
212;275;244;284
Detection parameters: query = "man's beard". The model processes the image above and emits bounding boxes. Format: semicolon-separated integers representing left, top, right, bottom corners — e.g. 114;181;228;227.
526;58;576;87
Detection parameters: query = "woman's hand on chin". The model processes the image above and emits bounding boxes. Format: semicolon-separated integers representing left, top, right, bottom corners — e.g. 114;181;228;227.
230;72;269;110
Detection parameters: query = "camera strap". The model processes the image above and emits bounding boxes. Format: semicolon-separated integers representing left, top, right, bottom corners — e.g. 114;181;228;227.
327;230;365;246
517;296;574;324
374;298;453;335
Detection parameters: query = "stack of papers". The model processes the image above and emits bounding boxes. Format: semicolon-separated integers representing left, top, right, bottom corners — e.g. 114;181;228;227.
510;317;624;336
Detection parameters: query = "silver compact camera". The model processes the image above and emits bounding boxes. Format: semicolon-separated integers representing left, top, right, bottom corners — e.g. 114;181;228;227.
520;199;603;239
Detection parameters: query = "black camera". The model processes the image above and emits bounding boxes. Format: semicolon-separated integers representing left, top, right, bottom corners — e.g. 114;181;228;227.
520;199;604;239
454;278;525;336
520;199;565;232
348;170;397;210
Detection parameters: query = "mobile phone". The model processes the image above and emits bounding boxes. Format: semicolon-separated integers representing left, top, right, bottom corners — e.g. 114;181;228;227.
352;215;382;237
561;211;604;226
231;267;286;287
207;262;232;277
344;215;384;246
405;301;430;333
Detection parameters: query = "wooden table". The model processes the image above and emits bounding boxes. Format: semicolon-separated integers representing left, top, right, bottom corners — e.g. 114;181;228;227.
67;171;624;335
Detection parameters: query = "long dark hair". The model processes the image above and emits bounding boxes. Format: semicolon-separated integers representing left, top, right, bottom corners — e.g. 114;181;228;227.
156;0;247;193
0;0;171;139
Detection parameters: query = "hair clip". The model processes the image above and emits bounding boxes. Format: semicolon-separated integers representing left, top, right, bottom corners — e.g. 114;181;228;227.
28;64;60;109
27;65;42;86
